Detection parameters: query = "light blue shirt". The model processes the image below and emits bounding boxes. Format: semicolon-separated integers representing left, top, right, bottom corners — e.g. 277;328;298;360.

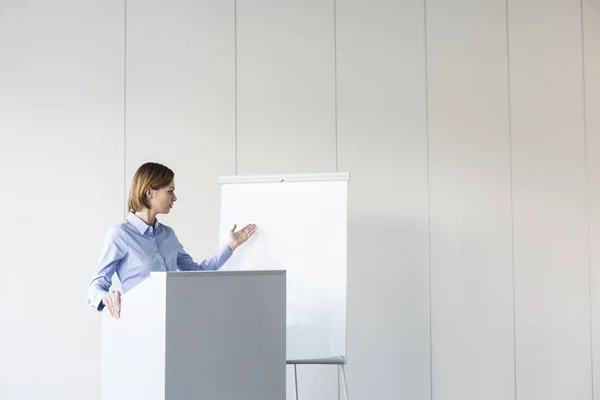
87;212;233;311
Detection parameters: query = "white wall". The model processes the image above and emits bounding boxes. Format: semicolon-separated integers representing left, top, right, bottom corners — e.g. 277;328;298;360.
426;0;515;398
337;0;430;398
0;1;124;398
1;0;599;399
509;1;592;399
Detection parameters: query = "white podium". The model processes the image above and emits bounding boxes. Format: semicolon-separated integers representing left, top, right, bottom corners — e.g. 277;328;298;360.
101;270;286;400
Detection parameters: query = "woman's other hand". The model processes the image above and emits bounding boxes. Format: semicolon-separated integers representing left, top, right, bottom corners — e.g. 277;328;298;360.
102;290;121;319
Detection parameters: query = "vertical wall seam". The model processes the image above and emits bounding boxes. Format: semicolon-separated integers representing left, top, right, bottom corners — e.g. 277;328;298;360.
124;0;128;216
234;0;238;175
333;0;339;173
504;0;518;399
423;0;433;399
334;2;340;399
581;0;595;397
503;0;523;399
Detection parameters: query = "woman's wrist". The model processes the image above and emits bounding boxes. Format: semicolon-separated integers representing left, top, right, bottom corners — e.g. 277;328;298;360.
226;241;238;252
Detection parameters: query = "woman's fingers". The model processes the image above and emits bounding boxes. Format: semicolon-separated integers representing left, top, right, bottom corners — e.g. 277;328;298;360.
111;291;121;319
104;296;115;318
104;291;121;319
108;296;117;319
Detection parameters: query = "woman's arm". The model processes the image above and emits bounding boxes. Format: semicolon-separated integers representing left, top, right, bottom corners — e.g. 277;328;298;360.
174;223;255;271
87;226;127;311
175;237;233;271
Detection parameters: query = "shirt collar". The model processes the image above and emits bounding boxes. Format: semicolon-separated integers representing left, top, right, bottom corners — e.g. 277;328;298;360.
127;212;161;236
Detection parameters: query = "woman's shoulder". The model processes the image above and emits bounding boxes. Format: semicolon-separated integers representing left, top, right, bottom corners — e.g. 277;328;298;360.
98;222;129;253
104;221;129;241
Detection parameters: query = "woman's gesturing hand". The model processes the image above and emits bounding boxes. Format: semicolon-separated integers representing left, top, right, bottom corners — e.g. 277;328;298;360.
227;223;256;251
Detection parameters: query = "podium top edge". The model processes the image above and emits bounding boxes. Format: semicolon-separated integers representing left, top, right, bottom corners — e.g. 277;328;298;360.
150;270;286;278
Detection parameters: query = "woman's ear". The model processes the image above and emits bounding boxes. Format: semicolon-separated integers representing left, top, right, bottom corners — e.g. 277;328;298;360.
146;188;153;200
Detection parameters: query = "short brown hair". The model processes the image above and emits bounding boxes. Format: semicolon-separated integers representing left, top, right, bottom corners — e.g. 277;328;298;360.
127;162;174;212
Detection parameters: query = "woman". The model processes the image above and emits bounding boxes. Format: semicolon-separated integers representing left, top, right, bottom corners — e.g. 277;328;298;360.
87;162;256;319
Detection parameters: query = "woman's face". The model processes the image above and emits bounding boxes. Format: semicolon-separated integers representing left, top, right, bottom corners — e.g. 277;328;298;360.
149;179;177;214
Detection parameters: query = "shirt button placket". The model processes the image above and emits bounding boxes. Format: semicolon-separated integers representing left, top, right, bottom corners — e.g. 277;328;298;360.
155;245;165;271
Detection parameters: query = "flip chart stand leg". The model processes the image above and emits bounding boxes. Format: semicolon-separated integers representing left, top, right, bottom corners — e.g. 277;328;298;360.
290;361;348;400
338;364;349;400
337;367;340;400
293;364;299;400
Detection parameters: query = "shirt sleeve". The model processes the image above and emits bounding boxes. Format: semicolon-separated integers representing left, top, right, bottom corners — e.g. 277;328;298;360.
174;231;233;271
87;226;127;311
